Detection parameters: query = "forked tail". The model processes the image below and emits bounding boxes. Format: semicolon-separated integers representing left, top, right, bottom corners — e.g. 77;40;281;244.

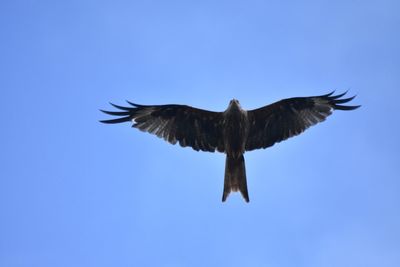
222;154;249;202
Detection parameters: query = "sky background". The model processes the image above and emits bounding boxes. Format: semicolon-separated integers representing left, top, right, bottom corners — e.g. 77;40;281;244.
1;0;399;266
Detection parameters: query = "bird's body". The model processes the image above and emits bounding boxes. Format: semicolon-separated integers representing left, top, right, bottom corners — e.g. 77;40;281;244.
101;91;360;202
223;100;249;158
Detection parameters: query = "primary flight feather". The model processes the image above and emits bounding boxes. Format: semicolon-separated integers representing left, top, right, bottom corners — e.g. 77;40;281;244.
100;91;360;202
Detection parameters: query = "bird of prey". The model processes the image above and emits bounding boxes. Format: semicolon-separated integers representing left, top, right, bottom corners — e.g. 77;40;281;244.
100;91;359;202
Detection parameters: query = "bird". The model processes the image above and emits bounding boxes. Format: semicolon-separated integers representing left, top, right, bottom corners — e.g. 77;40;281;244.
100;91;360;202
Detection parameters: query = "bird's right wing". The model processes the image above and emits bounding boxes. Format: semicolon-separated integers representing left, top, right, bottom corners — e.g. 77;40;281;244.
100;102;225;152
245;91;360;151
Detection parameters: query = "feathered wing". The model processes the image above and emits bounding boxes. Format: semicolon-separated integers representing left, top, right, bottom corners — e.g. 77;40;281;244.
100;102;225;152
245;91;360;151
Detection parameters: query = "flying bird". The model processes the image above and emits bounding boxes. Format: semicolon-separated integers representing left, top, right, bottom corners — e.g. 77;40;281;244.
100;91;360;202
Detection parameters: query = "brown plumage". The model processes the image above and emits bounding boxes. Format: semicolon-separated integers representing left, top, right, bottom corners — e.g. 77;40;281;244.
100;91;360;202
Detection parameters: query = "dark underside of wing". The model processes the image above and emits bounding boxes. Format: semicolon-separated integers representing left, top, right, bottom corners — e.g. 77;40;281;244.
245;91;360;151
100;102;225;152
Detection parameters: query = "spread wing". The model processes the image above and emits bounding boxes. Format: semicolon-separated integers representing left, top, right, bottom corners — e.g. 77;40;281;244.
245;91;360;151
100;102;225;152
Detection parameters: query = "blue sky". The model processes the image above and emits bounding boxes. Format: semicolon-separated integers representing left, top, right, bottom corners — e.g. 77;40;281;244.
1;0;399;266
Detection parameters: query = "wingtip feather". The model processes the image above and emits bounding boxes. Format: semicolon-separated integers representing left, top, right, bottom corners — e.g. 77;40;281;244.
333;104;361;110
126;100;145;107
109;102;133;111
329;90;348;99
333;95;356;104
99;116;132;124
100;109;131;116
318;90;335;98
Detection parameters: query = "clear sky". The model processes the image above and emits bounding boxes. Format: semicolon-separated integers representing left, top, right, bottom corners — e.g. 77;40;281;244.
1;0;399;266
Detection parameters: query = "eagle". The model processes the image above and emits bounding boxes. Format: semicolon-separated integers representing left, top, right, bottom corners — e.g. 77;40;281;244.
100;91;359;202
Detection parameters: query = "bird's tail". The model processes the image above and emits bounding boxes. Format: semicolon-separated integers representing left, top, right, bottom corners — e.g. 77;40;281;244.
222;154;249;202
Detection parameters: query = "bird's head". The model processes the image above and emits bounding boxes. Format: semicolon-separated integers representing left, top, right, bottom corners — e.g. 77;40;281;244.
228;99;242;110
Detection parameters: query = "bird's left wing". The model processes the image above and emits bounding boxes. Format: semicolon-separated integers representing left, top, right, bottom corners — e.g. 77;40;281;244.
245;91;360;151
100;102;225;152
